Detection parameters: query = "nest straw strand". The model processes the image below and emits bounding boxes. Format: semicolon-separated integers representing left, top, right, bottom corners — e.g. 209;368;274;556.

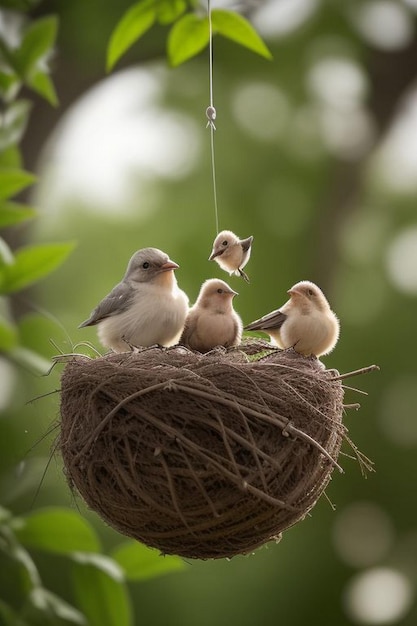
59;342;355;559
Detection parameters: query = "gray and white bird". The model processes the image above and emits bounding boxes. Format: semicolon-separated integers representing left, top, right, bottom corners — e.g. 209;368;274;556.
244;280;339;357
79;247;189;352
180;278;243;353
209;230;253;282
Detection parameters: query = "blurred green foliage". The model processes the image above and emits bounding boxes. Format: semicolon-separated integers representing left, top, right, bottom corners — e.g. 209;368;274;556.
107;0;271;69
0;2;185;624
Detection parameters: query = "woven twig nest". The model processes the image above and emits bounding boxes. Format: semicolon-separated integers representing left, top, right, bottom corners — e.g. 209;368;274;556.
59;342;358;560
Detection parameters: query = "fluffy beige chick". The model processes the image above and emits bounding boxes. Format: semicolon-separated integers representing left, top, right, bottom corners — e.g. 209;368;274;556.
181;278;243;353
209;230;253;282
244;280;339;357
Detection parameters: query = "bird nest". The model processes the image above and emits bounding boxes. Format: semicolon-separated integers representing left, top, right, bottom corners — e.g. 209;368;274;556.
58;341;374;560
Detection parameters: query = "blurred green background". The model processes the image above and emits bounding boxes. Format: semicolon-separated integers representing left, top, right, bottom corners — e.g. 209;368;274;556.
2;0;417;624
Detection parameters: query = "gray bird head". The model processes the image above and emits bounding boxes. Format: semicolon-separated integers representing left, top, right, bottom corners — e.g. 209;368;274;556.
125;248;179;283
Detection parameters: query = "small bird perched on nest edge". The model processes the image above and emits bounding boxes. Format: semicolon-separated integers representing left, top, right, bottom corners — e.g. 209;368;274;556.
181;278;243;353
79;247;189;353
244;280;339;357
209;230;253;283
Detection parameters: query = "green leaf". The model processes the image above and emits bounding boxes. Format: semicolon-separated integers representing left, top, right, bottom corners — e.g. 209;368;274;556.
0;38;16;67
27;71;59;106
8;346;51;375
211;9;272;60
0;101;32;152
15;16;58;78
0;506;12;524
167;13;209;67
0;0;38;11
0;524;41;590
10;17;59;105
26;588;87;625
111;540;185;581
107;0;156;71
0;317;18;351
0;458;61;508
71;554;132;626
0;71;21;103
0;146;22;168
0;202;36;228
0;168;36;201
12;507;101;555
1;241;75;294
18;313;69;359
156;0;187;25
0;549;37;612
72;553;124;580
0;599;29;626
0;236;14;267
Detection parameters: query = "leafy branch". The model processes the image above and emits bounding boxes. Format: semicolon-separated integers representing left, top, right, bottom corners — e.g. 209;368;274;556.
0;5;185;625
107;0;272;70
0;506;184;626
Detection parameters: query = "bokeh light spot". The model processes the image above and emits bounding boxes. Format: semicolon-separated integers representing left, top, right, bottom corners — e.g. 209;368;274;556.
318;107;374;159
379;376;417;446
351;1;414;50
333;502;394;567
253;0;319;38
308;58;368;110
340;211;388;266
373;88;417;193
0;357;16;412
231;82;289;142
307;57;374;159
36;67;201;216
344;567;414;624
386;226;417;294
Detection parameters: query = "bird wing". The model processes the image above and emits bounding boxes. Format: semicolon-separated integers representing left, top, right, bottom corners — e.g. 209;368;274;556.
244;308;287;331
224;316;240;347
240;236;253;253
79;281;135;327
180;310;197;347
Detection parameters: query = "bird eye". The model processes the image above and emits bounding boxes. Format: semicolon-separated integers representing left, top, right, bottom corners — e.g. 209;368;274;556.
307;288;314;296
142;262;150;269
222;240;228;246
217;288;223;294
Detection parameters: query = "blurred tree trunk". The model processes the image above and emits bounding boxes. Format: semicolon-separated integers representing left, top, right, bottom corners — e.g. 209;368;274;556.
314;29;417;289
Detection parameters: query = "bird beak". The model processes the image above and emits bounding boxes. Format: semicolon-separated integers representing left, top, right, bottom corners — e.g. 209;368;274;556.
160;260;179;272
209;249;222;260
230;289;238;297
287;287;302;297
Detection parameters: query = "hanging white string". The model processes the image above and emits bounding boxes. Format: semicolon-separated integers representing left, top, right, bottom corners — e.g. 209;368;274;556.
207;0;215;117
206;0;219;234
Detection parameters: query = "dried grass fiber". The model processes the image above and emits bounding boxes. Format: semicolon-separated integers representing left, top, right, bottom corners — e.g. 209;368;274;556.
59;342;346;559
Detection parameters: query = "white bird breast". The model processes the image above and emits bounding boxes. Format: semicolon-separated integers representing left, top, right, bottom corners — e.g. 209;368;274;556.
98;282;188;350
280;309;338;356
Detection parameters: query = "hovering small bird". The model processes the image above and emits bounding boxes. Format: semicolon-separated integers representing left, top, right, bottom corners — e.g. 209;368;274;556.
209;230;253;282
244;280;339;357
79;247;189;352
180;278;243;353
